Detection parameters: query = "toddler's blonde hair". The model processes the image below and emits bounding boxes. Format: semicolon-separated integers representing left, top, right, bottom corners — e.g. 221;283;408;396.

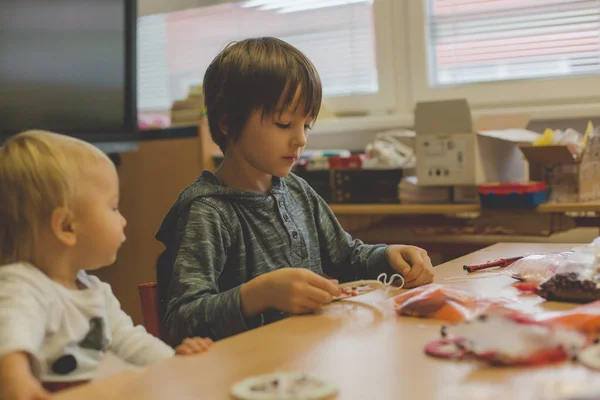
0;130;111;265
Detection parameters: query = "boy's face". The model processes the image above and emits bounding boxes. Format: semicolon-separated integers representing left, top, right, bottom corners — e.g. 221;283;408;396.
72;160;127;270
231;103;313;178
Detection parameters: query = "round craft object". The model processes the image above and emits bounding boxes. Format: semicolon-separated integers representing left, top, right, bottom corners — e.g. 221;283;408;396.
424;337;468;359
231;372;338;400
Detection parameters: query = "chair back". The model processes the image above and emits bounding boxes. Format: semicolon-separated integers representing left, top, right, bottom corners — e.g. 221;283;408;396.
137;282;162;339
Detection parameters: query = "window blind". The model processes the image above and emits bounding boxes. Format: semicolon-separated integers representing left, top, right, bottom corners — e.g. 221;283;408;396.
137;14;171;111
427;0;600;86
137;0;377;112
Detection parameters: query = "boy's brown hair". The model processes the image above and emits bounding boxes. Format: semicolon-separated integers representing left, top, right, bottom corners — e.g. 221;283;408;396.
203;37;322;152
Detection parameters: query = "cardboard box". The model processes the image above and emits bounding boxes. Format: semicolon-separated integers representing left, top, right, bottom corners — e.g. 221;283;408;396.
579;133;600;201
519;145;579;203
414;99;539;186
520;134;600;202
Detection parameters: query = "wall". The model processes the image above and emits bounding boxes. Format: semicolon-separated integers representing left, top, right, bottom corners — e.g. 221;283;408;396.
95;135;205;323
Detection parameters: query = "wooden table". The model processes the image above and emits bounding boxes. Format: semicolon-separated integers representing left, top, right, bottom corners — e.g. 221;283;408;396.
329;201;600;215
56;243;600;400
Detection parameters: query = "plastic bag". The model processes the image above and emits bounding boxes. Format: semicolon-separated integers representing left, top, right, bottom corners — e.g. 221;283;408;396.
382;284;522;324
363;130;416;169
537;238;600;303
504;238;600;288
503;253;569;285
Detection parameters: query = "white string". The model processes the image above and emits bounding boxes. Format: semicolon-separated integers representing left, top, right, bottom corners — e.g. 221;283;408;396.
377;273;405;290
330;273;405;305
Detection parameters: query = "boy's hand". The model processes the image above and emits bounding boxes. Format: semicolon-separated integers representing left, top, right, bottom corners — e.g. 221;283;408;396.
175;337;213;356
265;268;341;314
241;268;341;317
385;245;434;288
0;375;50;400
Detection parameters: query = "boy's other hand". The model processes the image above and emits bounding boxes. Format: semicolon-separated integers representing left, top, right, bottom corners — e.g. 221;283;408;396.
385;245;434;288
242;268;341;317
265;268;341;314
175;337;213;356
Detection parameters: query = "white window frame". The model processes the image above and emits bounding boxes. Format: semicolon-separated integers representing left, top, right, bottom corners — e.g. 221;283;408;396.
321;0;403;115
405;0;600;114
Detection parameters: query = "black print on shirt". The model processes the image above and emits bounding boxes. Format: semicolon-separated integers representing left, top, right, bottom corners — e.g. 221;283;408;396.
49;318;109;375
79;317;109;351
51;354;77;375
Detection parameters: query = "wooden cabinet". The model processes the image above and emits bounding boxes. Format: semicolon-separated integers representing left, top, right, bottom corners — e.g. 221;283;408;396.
95;121;220;323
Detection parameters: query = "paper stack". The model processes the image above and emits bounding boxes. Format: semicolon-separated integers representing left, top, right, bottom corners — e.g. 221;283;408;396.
398;176;452;204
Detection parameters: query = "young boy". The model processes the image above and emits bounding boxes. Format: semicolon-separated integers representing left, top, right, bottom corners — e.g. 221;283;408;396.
156;37;434;346
0;131;212;400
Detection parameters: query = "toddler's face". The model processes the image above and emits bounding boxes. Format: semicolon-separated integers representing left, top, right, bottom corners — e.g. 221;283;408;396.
72;160;127;270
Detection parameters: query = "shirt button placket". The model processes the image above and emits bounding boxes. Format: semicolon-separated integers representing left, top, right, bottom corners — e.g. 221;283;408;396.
277;197;300;253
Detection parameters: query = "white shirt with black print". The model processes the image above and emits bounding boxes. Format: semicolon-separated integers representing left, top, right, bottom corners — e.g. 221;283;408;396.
0;263;174;382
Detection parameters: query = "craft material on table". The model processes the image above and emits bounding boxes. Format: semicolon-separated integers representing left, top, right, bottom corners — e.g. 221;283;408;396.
332;273;404;302
463;256;523;273
384;283;524;323
426;315;588;366
231;372;337;400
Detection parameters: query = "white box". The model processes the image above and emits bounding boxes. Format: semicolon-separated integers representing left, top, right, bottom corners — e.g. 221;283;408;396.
414;99;539;186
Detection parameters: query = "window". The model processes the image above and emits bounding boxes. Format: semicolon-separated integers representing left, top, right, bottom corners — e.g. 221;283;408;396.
408;0;600;111
138;0;600;127
137;0;397;114
427;0;600;86
137;14;170;111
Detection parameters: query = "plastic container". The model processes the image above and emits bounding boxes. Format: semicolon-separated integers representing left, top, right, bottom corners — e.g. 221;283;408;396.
478;181;548;208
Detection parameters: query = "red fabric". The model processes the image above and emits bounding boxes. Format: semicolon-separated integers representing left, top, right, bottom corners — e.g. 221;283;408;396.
137;282;162;339
42;380;88;393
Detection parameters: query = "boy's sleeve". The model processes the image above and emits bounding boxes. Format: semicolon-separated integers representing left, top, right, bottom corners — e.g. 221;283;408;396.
104;283;175;366
303;182;393;281
0;272;48;377
162;201;260;345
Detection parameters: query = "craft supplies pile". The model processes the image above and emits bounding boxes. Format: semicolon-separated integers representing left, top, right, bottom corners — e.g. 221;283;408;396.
375;237;600;371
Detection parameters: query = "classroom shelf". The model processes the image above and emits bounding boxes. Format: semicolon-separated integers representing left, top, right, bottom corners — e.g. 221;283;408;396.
329;201;600;215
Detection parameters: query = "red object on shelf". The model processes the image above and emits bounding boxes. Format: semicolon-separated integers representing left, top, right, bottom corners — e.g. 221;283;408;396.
478;181;547;195
328;154;366;169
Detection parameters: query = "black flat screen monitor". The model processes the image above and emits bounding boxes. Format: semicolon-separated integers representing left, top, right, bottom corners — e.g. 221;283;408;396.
0;0;137;145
